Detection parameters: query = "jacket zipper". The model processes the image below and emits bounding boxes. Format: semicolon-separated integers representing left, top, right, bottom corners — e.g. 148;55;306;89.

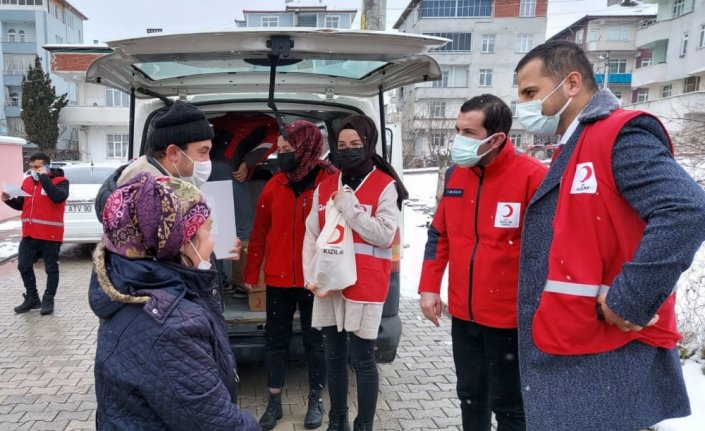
468;167;484;321
292;192;298;287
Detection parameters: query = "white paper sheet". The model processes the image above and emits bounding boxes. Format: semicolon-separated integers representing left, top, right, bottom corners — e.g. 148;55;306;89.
200;180;237;259
3;182;30;197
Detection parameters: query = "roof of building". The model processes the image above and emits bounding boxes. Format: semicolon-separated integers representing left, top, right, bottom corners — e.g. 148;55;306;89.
56;0;88;21
393;0;422;29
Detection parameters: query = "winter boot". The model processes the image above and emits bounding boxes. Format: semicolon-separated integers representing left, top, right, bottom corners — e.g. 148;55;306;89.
304;389;324;429
259;392;283;431
40;294;54;315
14;292;41;313
352;418;373;431
326;411;350;431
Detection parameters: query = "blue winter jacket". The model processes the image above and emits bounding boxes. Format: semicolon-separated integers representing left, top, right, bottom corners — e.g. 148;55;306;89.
89;246;261;431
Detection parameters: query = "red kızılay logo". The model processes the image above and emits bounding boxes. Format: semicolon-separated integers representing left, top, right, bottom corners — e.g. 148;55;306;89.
327;225;345;244
570;162;598;194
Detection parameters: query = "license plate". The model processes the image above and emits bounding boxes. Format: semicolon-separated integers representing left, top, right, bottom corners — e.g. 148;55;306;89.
66;204;93;213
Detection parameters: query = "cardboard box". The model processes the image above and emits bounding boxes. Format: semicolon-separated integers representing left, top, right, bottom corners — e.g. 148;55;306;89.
231;240;266;292
248;290;266;312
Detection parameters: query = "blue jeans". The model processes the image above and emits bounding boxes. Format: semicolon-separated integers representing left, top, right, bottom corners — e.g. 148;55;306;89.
322;327;378;423
18;237;61;297
452;318;525;431
233;180;254;241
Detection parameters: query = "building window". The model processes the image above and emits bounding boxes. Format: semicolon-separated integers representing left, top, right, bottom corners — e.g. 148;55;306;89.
106;134;129;159
425;33;472;52
673;0;685;17
512;72;518;86
661;84;672;97
575;29;584;45
421;0;492;18
297;14;317;27
640;57;652;67
515;34;533;53
479;69;493;86
636;88;649;103
608;59;627;74
700;24;705;48
4;54;35;74
106;88;130;107
429;101;446;118
430;131;447;148
481;34;495;53
519;0;536;17
680;32;688;57
9;92;19;106
18;30;24;42
432;70;450;88
324;16;340;28
607;26;629;42
55;35;63;44
7;29;15;42
509;133;522;147
684;76;700;93
510;101;517;117
2;0;44;3
612;91;622;100
261;16;278;27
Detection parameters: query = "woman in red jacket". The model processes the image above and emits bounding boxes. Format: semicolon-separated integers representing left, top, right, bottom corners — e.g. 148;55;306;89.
244;120;338;431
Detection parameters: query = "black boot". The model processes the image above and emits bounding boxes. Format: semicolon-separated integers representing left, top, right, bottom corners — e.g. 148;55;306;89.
259;392;283;431
304;389;324;429
352;418;373;431
326;411;350;431
14;292;41;313
40;294;54;315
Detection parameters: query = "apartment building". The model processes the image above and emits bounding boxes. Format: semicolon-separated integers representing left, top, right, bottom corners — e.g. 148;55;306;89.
0;0;84;151
235;0;356;29
393;0;547;167
549;5;657;107
626;0;705;142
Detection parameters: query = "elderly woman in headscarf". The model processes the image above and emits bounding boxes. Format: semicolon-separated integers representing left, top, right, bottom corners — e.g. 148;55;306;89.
90;172;260;431
303;114;408;431
243;120;338;431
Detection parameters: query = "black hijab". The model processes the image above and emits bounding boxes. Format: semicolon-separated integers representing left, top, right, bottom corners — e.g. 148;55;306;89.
336;115;408;209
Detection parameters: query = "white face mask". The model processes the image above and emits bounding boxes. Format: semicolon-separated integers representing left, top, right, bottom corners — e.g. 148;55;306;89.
186;240;212;271
450;134;495;167
174;149;212;187
516;76;572;136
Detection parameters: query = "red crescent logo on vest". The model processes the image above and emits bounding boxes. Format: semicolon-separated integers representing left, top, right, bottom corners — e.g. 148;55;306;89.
580;165;593;182
502;204;514;217
327;225;345;244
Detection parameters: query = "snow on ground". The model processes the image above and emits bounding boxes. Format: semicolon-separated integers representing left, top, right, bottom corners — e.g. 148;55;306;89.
399;169;705;430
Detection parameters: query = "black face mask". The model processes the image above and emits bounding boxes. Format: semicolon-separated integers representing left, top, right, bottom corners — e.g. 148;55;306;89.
336;148;366;172
278;151;298;173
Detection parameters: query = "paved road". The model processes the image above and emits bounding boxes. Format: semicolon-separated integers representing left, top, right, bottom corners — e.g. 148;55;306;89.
0;245;465;431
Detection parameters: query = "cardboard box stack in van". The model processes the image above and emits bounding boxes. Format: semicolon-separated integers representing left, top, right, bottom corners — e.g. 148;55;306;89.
231;240;266;311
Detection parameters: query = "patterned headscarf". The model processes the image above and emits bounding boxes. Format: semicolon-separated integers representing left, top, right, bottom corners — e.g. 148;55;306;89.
102;172;211;260
282;120;337;182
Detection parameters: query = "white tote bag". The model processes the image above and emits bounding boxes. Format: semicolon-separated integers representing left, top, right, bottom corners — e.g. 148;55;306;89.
308;196;357;294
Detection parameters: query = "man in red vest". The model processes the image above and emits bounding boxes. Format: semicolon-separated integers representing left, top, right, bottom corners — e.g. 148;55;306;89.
419;94;547;431
514;40;705;430
2;152;69;315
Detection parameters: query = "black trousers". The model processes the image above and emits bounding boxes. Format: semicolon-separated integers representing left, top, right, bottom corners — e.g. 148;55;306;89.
264;286;326;391
17;237;61;297
322;327;378;423
451;318;525;431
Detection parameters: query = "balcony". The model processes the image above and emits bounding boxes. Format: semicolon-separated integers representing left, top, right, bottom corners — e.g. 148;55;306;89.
595;73;632;85
2;40;36;54
632;63;668;87
636;19;671;48
59;106;129;127
4;105;20;117
623;91;705;133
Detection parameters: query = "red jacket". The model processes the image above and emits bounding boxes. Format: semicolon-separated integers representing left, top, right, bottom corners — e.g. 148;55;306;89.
533;109;680;354
20;174;68;242
244;168;334;288
419;140;547;328
316;169;395;303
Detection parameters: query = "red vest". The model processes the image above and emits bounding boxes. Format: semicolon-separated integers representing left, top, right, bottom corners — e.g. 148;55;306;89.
317;169;394;303
532;109;681;355
21;175;67;242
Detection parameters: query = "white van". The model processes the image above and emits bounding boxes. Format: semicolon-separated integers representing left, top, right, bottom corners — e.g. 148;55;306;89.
82;29;446;363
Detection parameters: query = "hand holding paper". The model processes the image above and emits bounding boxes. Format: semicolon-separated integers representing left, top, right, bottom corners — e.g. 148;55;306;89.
3;183;30;197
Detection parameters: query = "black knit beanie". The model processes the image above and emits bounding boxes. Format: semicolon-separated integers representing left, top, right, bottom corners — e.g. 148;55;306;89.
146;100;214;152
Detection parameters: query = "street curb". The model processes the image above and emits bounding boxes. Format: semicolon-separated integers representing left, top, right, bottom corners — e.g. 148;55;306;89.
0;252;18;265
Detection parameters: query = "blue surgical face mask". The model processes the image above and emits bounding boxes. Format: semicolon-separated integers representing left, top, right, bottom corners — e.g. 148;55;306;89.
450;134;495;168
516;76;572;136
